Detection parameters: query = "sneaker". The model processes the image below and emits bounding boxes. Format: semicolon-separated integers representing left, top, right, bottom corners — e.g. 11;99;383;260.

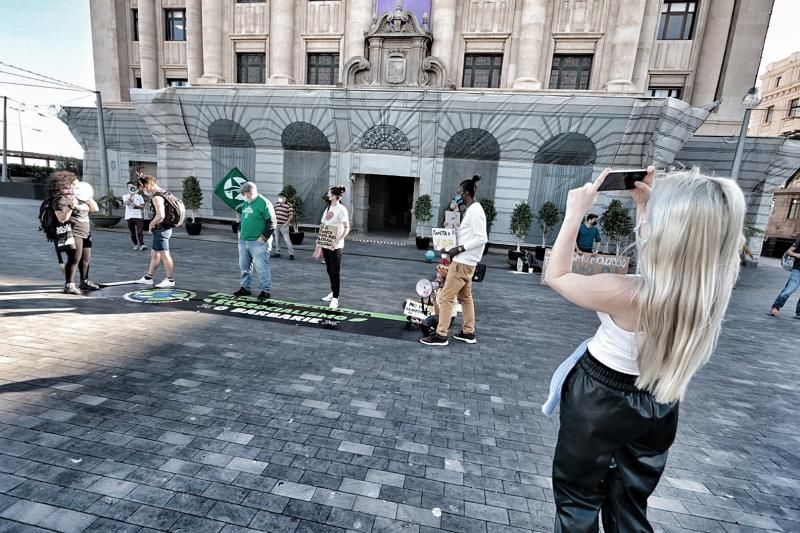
233;287;252;297
136;276;153;285
769;307;779;317
139;245;148;251
289;254;295;261
63;283;81;295
79;280;101;291
133;245;139;250
257;291;270;301
329;298;339;309
420;333;449;346
322;292;334;302
272;252;281;258
155;279;175;288
453;331;477;344
795;313;800;319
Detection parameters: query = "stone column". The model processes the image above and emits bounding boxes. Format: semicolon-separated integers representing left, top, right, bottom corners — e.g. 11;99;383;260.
138;0;159;89
186;0;203;84
604;0;646;92
269;0;295;84
431;0;457;80
511;0;549;89
200;0;224;83
345;0;374;64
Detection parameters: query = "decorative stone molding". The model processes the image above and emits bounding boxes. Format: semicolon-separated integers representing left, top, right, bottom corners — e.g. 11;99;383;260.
343;1;450;88
360;124;411;151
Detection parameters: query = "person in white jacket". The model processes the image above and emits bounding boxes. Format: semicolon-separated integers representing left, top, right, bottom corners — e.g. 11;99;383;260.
421;175;487;346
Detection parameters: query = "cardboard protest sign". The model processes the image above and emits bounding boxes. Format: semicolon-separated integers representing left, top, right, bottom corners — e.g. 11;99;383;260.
432;228;456;252
317;225;338;250
540;249;630;285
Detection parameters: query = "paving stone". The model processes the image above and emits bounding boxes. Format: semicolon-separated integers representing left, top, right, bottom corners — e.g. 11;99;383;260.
366;470;406;488
205;500;258;526
225;457;268;475
249;510;301;532
338;441;374;456
0;500;57;526
396;504;442;528
126;505;181;530
37;507;97;532
339;479;381;498
171;514;225;533
271;481;316;501
326;507;375;532
352;496;398;519
164;492;217;516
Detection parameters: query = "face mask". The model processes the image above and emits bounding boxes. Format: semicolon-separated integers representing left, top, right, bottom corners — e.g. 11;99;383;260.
454;194;464;206
277;197;284;203
143;191;152;197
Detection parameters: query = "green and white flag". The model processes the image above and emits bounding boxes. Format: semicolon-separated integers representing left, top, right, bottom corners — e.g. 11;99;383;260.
214;167;248;210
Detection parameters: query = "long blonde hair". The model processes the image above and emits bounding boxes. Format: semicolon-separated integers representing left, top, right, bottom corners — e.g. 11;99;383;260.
635;170;745;403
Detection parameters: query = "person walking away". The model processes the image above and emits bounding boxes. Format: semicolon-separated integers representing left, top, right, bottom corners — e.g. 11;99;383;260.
576;213;601;253
135;174;176;288
50;171;100;294
420;175;487;346
123;181;147;250
769;236;800;318
273;192;295;260
233;182;275;300
314;186;350;309
543;167;745;532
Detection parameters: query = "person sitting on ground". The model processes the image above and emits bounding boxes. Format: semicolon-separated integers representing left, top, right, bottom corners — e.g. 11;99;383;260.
543;167;745;532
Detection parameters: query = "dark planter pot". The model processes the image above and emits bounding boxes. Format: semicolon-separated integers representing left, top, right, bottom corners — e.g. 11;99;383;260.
185;221;203;235
289;231;305;245
415;237;431;250
508;249;526;269
533;245;547;261
90;215;122;228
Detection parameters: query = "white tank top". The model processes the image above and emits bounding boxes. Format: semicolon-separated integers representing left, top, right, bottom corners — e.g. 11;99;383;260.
587;312;639;376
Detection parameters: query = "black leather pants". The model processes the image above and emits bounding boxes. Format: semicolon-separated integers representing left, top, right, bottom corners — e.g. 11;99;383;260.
553;352;680;532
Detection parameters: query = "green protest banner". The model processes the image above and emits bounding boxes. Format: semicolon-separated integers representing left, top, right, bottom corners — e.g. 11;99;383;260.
214;167;249;211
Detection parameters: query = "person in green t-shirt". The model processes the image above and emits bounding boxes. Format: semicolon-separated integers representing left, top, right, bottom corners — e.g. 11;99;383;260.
233;182;275;300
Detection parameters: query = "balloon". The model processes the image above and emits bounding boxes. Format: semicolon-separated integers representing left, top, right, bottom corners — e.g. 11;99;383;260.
424;250;435;262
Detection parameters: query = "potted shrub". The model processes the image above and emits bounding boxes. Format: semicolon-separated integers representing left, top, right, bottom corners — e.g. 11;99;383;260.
535;201;561;260
508;201;533;267
599;199;634;254
413;194;433;249
741;218;764;265
91;188;123;227
182;175;204;235
479;197;497;255
281;185;306;245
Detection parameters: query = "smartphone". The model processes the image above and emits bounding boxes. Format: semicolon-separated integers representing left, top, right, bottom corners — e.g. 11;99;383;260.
597;169;648;191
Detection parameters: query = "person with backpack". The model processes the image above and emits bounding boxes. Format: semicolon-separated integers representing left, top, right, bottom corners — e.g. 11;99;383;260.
135;174;182;288
46;171;100;294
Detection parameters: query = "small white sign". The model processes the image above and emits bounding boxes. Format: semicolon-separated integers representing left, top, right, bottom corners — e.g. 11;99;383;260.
403;299;428;320
431;227;457;252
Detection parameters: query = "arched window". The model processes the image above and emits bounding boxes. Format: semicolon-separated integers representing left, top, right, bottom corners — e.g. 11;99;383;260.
282;122;331;222
208;119;255;216
441;128;500;217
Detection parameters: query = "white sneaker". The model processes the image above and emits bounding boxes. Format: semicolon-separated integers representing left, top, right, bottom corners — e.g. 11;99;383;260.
136;276;153;285
133;245;139;250
155;279;175;288
139;245;149;251
329;298;339;309
322;292;334;302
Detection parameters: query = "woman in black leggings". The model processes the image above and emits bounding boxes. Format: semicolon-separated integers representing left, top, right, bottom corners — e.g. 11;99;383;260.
314;186;350;310
49;171;99;294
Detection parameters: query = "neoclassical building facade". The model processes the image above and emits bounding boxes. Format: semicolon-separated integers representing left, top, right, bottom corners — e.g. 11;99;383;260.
66;0;800;255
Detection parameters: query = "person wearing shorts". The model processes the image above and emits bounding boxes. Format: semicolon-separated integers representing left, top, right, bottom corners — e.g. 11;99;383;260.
135;174;176;288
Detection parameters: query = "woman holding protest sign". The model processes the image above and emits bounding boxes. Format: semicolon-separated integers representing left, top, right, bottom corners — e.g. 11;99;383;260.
313;186;349;309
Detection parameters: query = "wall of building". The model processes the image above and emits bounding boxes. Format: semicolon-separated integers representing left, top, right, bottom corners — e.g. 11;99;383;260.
765;177;800;239
88;0;773;137
749;52;800;138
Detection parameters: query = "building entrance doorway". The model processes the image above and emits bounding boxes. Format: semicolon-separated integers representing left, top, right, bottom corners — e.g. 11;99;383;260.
366;175;415;235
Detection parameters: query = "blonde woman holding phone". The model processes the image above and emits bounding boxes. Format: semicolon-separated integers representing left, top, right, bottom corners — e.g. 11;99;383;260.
544;166;745;531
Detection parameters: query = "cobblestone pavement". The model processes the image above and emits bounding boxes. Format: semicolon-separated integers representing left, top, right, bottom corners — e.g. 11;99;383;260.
0;197;798;533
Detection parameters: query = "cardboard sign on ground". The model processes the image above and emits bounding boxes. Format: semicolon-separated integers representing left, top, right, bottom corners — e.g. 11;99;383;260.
540;249;630;285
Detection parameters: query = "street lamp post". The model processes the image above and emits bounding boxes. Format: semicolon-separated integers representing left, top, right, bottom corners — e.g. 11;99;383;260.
730;87;762;180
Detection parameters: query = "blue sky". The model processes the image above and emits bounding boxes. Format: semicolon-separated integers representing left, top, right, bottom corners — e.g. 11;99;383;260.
0;0;797;159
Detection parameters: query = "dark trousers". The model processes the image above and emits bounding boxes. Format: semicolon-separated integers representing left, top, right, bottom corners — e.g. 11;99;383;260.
553;352;679;532
127;218;144;246
64;236;93;285
322;248;343;298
